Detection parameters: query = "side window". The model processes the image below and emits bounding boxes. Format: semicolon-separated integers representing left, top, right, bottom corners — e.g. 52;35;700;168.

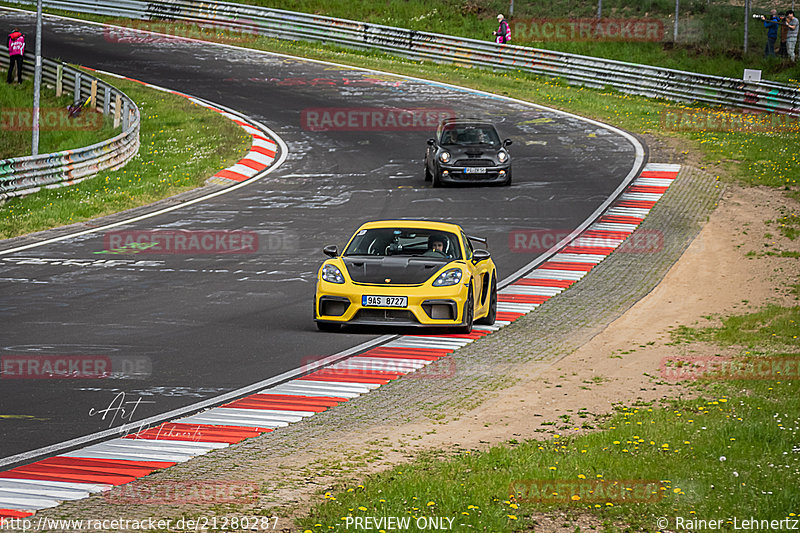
461;233;473;260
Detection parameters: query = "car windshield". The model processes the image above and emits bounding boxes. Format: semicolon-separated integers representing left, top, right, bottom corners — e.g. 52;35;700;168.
344;228;462;260
440;125;500;147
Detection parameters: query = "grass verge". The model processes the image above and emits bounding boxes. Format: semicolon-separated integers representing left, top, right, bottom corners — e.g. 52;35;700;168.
0;77;117;159
0;71;250;239
298;308;800;532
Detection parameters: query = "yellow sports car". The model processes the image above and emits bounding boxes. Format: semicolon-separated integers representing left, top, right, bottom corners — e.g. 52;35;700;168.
314;220;497;332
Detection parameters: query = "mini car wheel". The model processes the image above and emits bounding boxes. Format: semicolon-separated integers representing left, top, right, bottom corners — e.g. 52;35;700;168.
432;171;443;188
457;290;474;334
476;275;497;325
316;321;341;332
424;161;432;182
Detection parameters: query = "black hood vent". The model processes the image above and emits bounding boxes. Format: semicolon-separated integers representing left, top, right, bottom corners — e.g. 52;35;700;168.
343;257;445;285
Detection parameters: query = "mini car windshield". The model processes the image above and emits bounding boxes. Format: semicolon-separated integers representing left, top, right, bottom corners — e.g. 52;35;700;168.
344;228;462;260
440;125;501;147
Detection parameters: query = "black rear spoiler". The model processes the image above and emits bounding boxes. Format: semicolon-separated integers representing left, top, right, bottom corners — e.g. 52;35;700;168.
467;235;487;246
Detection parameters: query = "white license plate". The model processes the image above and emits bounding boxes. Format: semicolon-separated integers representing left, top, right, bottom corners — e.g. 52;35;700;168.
362;295;408;308
464;167;487;174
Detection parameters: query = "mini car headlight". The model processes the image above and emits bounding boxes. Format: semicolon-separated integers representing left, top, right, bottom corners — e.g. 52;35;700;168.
432;268;462;287
321;264;345;284
439;151;451;164
497;150;508;163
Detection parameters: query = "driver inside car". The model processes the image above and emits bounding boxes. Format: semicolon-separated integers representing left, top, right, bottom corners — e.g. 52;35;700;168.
422;234;448;258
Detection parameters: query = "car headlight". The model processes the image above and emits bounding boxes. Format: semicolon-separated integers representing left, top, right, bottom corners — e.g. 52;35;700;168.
439;151;451;164
432;268;462;287
321;264;345;284
497;150;508;163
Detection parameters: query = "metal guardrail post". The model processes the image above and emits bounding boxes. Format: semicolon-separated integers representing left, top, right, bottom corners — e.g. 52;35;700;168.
122;100;130;130
104;86;111;115
114;94;122;128
73;70;81;104
56;63;63;97
90;80;98;111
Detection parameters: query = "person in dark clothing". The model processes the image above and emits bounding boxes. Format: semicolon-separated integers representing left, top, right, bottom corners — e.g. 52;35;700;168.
760;10;780;58
779;11;789;57
493;14;510;44
7;28;25;84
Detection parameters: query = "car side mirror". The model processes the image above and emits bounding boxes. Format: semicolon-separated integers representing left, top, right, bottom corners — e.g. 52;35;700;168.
427;138;436;146
472;249;491;262
323;245;338;258
503;139;513;147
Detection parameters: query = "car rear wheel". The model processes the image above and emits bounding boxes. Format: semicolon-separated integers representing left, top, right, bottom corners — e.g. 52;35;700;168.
456;290;474;334
475;275;497;325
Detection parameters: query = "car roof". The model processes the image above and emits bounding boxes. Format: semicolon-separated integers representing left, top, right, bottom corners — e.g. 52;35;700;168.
355;219;464;233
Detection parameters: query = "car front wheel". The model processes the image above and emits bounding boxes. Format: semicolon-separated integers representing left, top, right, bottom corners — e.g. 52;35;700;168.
457;290;474;334
432;170;443;188
476;275;497;325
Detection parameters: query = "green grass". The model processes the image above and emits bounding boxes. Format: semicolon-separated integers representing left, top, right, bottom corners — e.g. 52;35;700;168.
227;0;800;82
298;308;800;532
0;77;118;159
670;305;800;349
0;71;250;238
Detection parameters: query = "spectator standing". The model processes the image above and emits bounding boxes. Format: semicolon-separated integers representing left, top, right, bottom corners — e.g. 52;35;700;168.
6;28;25;84
786;11;799;61
493;14;510;44
779;12;789;57
762;10;780;58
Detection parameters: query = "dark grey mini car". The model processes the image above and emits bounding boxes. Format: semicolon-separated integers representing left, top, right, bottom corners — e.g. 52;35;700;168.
424;118;512;187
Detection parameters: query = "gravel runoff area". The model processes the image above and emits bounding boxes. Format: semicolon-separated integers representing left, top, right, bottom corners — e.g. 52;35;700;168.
29;138;723;529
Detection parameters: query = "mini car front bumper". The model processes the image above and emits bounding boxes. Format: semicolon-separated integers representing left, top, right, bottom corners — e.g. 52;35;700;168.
437;164;511;183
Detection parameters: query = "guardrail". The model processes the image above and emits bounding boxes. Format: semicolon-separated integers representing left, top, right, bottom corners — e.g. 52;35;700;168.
5;0;799;116
0;53;139;202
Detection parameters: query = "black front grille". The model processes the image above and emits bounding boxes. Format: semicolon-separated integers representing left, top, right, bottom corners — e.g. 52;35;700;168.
355;309;417;323
454;159;495;167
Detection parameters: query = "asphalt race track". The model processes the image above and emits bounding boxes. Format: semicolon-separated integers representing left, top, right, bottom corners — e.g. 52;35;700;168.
0;10;645;465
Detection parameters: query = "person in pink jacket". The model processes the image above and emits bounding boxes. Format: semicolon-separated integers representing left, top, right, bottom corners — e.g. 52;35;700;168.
7;28;25;84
